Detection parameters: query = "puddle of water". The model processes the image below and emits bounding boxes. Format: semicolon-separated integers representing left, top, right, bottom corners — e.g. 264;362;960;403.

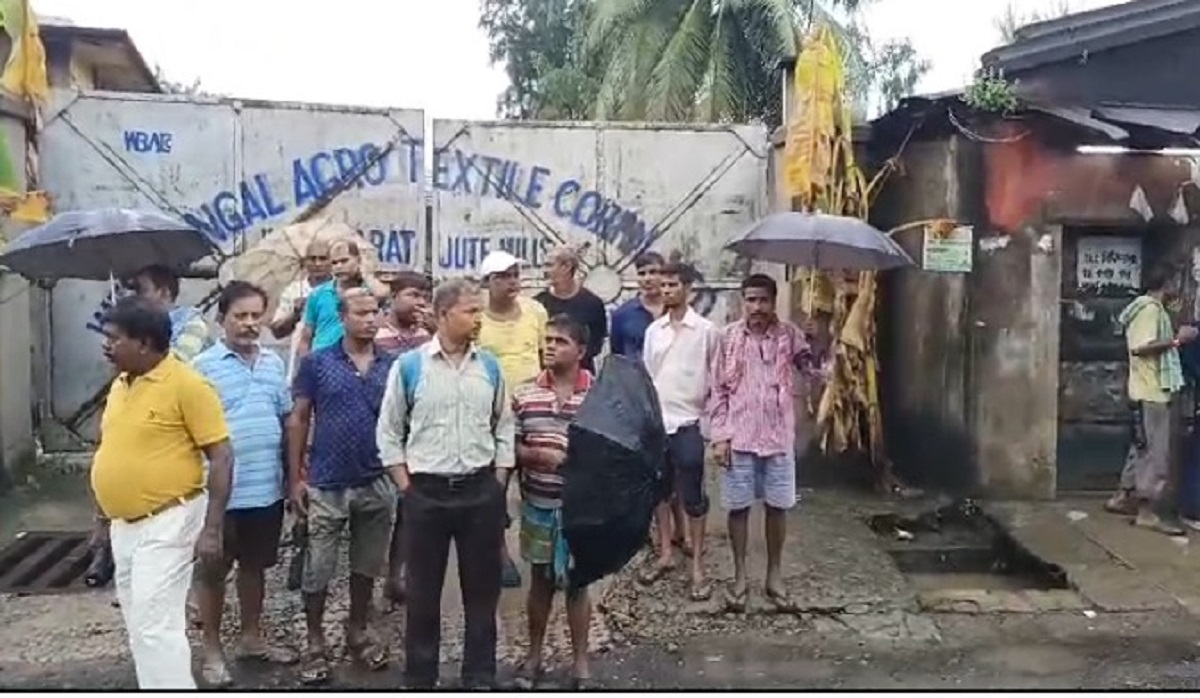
868;502;1070;591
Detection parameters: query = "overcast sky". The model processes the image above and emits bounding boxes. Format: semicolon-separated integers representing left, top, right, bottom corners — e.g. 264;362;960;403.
32;0;1120;120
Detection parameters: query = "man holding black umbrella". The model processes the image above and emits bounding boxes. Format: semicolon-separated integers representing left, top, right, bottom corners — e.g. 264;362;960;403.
511;314;595;689
130;263;211;362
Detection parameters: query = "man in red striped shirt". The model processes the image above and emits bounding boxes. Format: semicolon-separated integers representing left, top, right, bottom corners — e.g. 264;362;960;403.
511;314;595;689
708;274;823;613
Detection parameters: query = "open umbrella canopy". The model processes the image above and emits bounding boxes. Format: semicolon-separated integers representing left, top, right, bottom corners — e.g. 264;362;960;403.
222;217;388;314
725;211;915;271
0;208;216;281
562;355;667;590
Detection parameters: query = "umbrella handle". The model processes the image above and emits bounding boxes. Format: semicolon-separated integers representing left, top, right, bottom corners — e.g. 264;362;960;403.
804;269;815;317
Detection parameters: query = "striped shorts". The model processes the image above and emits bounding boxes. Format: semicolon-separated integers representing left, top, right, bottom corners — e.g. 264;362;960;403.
720;451;797;511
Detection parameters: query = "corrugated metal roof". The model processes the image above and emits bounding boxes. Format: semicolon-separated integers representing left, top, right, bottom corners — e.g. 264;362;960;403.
982;0;1200;73
1012;0;1184;41
869;93;1200;146
1032;104;1131;139
1092;104;1200;134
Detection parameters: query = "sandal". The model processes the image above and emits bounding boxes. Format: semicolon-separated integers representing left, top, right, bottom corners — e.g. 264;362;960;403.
299;650;331;686
724;584;748;613
764;586;796;612
235;642;298;665
347;636;390;671
637;563;674;586
512;662;544;690
689;579;714;602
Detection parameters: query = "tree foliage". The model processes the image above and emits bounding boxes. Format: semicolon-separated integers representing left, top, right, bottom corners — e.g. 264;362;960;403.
152;64;219;98
479;0;601;119
994;0;1073;44
481;0;930;125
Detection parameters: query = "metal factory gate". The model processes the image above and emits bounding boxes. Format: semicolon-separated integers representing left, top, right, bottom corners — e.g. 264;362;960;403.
36;90;770;450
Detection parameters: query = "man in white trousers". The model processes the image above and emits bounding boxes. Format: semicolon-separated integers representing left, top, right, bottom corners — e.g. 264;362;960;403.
89;296;233;689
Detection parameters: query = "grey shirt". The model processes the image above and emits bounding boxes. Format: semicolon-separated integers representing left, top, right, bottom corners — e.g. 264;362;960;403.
376;337;516;475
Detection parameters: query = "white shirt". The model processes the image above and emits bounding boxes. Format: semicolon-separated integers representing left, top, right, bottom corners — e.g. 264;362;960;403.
643;308;720;435
272;278;315;380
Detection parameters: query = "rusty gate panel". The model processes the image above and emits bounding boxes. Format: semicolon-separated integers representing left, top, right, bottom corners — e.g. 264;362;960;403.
430;120;769;322
38;90;425;448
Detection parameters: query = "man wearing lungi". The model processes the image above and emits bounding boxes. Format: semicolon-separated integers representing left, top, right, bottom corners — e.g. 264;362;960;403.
511;313;595;689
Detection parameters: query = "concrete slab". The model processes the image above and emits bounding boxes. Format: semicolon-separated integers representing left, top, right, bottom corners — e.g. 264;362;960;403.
991;497;1200;614
918;589;1034;614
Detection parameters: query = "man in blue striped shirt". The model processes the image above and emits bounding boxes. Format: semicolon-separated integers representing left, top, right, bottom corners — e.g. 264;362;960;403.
192;281;296;686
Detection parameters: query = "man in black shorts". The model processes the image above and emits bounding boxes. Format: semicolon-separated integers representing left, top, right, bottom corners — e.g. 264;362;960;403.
192;282;298;686
637;263;720;601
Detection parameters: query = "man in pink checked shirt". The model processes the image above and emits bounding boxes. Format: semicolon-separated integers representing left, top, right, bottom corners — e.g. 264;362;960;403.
707;273;825;614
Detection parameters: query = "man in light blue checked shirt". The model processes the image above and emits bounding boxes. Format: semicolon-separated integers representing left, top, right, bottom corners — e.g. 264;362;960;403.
191;281;297;686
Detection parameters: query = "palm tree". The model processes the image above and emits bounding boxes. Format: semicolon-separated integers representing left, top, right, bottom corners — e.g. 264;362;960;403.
583;0;868;124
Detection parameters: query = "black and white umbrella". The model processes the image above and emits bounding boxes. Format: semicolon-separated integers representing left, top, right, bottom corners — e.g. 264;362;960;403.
0;208;216;281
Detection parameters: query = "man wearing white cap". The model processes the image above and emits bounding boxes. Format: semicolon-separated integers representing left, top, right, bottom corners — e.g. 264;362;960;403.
477;250;548;589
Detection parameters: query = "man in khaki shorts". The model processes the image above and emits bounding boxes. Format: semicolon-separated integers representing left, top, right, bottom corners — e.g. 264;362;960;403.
287;289;398;684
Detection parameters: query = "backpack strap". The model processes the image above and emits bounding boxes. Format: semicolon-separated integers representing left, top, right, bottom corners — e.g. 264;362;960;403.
400;348;503;432
398;349;424;410
477;350;503;431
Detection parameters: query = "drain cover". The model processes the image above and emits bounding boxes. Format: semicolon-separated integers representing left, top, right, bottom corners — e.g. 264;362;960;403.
0;531;96;595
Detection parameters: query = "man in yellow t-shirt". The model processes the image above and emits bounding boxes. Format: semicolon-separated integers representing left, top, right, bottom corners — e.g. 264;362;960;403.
1107;269;1197;535
477;250;548;590
88;296;234;689
478;250;548;387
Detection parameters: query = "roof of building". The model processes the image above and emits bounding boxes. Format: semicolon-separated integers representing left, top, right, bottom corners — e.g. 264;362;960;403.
869;92;1200;150
38;19;161;93
981;0;1200;73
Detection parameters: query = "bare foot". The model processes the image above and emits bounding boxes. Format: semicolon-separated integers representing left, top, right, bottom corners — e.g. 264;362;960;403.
200;651;233;687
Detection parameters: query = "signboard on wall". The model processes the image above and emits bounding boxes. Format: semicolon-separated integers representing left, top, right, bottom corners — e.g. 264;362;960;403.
1076;236;1141;291
922;225;973;272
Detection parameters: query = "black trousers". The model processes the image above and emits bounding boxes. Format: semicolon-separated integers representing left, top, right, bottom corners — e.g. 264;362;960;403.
404;469;506;688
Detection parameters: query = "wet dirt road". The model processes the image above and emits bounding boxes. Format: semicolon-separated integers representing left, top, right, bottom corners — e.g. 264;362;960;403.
3;612;1200;690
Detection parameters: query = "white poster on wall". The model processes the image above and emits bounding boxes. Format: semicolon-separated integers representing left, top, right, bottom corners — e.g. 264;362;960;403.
1076;237;1141;291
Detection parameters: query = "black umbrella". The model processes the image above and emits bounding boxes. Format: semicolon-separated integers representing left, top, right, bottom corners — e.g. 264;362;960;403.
562;355;667;590
0;208;217;281
725;211;915;270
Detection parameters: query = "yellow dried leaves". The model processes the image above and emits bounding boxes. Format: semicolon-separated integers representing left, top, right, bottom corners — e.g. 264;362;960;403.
783;23;892;482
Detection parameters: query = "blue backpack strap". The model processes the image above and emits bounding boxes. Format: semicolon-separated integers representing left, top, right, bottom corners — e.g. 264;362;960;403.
477;350;503;429
398;349;424;409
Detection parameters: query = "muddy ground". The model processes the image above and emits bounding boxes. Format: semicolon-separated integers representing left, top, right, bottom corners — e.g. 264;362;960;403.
2;478;1200;689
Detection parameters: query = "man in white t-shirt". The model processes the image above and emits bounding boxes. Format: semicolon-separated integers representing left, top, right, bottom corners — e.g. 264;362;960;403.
269;240;332;378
